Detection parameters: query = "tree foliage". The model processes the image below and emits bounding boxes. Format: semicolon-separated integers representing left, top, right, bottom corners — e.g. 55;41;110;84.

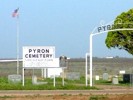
105;9;133;55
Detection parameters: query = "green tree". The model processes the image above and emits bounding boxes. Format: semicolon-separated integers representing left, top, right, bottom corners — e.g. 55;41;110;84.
105;8;133;55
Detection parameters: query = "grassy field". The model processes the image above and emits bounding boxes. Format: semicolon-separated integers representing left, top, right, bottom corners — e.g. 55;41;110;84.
0;75;131;90
0;76;99;90
0;58;132;90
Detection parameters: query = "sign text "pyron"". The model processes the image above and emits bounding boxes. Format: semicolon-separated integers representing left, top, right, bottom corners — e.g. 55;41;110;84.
97;24;112;32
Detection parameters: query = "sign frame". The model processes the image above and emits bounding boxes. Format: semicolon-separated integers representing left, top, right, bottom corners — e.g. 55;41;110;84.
23;46;58;68
22;46;63;87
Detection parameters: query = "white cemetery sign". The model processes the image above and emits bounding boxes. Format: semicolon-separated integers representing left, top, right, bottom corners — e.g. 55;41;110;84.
22;46;61;86
23;46;59;68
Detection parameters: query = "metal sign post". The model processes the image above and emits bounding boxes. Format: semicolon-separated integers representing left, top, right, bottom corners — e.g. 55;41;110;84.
53;74;56;87
85;53;89;86
62;68;65;86
22;68;25;86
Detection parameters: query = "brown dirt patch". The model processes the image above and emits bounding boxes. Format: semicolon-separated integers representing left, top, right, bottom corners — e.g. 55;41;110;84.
1;94;133;100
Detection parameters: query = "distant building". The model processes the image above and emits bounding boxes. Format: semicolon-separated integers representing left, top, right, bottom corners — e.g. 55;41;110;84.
106;56;113;59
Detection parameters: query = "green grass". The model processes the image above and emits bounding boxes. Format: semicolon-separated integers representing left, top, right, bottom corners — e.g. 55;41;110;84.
0;95;14;99
0;77;98;90
0;76;131;90
94;80;112;85
89;95;108;100
94;79;130;87
2;83;97;90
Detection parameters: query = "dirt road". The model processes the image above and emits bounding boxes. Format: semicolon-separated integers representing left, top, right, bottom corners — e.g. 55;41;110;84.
0;89;133;96
0;89;133;100
0;85;133;100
